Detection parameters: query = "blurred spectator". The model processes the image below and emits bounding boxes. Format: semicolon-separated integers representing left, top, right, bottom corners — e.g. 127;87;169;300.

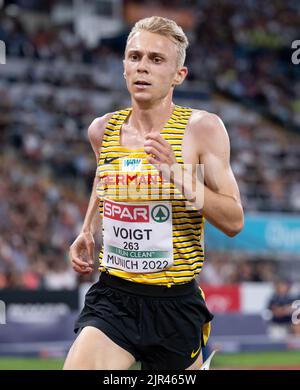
43;257;77;290
199;252;278;285
267;280;295;338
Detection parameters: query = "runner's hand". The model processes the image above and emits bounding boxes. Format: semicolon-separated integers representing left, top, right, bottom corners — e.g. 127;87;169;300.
69;232;95;274
144;133;179;179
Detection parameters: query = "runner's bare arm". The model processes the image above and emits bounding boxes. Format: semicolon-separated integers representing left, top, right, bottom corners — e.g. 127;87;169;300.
193;112;244;236
80;113;112;235
144;112;243;237
69;113;112;274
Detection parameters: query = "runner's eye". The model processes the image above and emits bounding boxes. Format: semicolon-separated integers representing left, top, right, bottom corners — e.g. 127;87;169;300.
129;54;139;61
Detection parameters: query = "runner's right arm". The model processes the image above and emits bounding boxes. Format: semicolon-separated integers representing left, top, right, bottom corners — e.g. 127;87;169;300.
70;113;112;274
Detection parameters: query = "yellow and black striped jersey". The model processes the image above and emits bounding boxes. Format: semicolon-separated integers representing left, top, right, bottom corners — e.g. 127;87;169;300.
96;105;204;286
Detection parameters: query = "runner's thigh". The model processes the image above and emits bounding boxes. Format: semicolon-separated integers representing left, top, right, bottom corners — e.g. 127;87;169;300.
63;326;136;370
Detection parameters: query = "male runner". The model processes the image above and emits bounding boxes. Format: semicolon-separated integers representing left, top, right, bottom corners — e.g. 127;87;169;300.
64;16;244;370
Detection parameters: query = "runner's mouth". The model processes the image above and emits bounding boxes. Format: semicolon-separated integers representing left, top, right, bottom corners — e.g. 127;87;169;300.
134;81;151;86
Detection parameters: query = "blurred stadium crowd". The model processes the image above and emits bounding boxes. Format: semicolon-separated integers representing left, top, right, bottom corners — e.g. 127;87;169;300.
0;0;299;289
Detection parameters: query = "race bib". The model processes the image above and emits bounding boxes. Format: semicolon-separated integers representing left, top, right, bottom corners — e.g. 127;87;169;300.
102;199;173;273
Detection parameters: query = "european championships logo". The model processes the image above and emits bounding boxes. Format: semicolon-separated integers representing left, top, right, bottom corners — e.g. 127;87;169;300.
0;40;6;64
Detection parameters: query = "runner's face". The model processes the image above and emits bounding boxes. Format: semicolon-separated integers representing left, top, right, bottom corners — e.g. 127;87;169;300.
124;30;181;104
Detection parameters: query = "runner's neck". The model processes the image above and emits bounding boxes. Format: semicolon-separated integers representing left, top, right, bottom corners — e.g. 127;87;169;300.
128;101;175;135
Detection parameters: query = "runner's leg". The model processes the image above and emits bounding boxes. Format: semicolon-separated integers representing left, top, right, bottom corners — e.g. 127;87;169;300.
186;352;203;370
63;326;136;370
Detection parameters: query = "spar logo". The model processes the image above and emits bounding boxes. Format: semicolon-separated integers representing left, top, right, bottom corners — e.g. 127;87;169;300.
104;199;149;222
151;205;170;223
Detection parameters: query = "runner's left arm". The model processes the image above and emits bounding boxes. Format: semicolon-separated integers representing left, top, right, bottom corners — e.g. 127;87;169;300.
145;113;244;237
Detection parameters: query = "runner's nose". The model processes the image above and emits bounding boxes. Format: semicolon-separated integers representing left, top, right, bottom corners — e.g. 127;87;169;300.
137;55;150;73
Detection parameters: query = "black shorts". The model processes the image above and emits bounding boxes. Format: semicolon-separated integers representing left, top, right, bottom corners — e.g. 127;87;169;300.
74;272;213;370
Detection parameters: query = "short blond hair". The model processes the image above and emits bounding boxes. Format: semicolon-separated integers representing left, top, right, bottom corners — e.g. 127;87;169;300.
126;16;189;68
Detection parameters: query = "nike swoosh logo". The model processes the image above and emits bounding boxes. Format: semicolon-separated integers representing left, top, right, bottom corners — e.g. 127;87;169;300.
191;345;201;359
103;156;121;164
